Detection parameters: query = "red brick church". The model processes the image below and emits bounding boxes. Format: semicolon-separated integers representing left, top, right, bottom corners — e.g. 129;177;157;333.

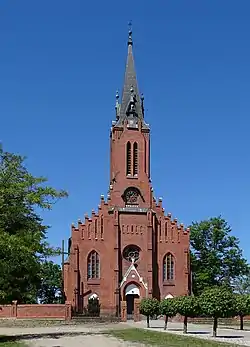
64;29;190;317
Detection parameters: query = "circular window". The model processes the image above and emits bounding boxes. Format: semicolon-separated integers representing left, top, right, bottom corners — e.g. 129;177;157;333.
123;245;140;263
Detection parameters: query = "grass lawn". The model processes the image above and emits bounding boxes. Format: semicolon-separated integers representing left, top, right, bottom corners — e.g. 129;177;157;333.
106;328;242;347
0;342;27;347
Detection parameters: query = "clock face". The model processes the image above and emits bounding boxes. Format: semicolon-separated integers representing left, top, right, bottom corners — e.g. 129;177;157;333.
125;188;139;204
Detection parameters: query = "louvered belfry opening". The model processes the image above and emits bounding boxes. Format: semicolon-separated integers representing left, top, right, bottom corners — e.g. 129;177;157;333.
133;142;138;175
126;141;132;175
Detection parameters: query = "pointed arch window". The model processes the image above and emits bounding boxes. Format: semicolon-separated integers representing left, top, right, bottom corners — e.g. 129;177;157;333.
87;251;100;279
126;142;132;175
163;253;175;281
133;142;138;175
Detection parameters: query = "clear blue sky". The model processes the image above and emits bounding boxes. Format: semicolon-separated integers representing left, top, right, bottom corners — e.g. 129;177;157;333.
1;1;250;262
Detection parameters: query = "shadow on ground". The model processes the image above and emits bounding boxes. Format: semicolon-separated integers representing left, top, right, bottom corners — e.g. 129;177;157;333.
0;331;99;342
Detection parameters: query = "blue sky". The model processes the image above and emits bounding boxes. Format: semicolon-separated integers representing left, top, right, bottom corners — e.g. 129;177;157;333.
1;1;250;262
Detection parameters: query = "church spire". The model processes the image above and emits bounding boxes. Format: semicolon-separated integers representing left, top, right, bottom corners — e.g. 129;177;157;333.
115;26;149;129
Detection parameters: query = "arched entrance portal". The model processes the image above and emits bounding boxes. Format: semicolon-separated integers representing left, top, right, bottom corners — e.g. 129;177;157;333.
125;283;140;319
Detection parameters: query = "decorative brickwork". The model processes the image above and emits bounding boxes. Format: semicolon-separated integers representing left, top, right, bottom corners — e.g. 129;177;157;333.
64;30;190;318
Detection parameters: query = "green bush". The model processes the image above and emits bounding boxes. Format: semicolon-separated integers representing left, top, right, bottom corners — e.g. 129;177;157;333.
159;298;178;330
139;298;160;328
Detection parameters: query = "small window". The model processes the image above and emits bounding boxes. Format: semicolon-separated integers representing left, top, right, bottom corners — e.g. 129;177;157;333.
163;253;174;281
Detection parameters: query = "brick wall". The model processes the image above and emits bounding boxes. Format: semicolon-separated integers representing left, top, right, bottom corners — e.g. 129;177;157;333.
0;301;71;320
0;304;12;318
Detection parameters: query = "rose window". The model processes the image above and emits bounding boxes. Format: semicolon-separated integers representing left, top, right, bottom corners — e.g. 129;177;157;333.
123;245;140;263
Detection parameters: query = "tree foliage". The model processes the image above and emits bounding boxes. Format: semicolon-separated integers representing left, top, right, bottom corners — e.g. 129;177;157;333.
190;216;249;295
38;261;62;304
159;298;178;330
235;294;250;330
175;295;200;333
139;298;160;328
200;287;236;337
0;146;67;303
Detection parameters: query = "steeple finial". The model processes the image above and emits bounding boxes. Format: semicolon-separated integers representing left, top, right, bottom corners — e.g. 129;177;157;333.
128;21;133;46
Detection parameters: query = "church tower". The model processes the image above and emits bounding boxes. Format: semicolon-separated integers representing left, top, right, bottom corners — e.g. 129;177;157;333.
109;28;152;208
63;29;190;319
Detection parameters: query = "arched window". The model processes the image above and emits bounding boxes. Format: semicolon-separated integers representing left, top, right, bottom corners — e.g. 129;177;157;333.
163;253;174;281
126;142;131;175
133;142;138;175
87;251;100;279
123;245;141;263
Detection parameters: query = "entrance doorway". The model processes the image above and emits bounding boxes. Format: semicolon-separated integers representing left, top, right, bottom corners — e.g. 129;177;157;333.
124;283;140;320
126;294;139;316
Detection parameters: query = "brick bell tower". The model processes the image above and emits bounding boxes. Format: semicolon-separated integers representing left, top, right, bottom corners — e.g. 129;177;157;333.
64;28;190;318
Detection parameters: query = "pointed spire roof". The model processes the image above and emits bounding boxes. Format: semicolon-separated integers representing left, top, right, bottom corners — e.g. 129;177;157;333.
115;28;149;130
120;29;140;116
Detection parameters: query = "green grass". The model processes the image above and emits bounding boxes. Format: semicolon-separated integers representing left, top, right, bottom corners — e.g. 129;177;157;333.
106;328;242;347
0;342;27;347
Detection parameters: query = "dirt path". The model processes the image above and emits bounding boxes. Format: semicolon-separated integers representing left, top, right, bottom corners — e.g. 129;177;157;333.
26;334;137;347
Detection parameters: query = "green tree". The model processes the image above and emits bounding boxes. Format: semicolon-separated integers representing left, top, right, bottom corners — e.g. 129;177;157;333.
235;294;250;330
0;146;67;303
200;287;236;337
175;295;200;334
139;298;160;328
190;216;248;295
159;298;178;330
38;261;62;304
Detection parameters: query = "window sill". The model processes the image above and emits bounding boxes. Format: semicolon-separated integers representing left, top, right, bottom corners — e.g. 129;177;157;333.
87;279;101;285
126;175;138;179
163;280;175;286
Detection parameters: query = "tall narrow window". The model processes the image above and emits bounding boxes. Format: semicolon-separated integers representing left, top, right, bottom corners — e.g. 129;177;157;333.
163;253;175;281
100;216;104;239
88;224;91;239
133;142;138;175
87;251;100;279
126;142;131;175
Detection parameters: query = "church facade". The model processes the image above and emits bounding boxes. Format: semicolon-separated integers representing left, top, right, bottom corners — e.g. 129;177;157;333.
64;30;190;317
